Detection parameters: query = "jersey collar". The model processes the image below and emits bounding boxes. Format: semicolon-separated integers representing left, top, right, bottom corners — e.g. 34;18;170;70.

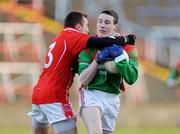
64;27;80;33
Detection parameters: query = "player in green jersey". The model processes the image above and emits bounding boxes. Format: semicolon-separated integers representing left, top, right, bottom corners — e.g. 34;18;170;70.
167;61;180;127
167;61;180;96
77;10;138;134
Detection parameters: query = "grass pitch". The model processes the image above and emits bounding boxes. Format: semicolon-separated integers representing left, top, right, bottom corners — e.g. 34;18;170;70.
0;126;179;134
0;89;179;134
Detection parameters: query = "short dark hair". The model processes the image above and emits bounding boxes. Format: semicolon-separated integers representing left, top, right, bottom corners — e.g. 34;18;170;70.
64;11;87;28
100;10;119;24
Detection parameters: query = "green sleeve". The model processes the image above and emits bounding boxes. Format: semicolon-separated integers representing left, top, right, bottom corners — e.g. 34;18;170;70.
115;47;138;85
168;69;176;80
78;48;96;75
168;69;180;87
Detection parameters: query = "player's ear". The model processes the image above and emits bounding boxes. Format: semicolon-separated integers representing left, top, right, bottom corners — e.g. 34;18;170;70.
75;23;81;31
114;24;118;31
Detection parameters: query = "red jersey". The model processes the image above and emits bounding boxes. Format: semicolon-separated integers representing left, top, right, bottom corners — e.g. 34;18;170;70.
32;28;90;104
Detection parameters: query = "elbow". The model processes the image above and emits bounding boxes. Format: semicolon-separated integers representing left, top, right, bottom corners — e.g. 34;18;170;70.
79;75;88;86
80;80;88;87
128;80;136;85
126;80;135;85
127;81;134;85
125;73;138;85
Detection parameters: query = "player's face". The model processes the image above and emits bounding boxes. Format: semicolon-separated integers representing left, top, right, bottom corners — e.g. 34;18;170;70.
79;17;89;34
97;13;117;37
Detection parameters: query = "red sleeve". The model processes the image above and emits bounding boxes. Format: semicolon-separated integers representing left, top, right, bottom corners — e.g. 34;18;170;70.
67;32;91;55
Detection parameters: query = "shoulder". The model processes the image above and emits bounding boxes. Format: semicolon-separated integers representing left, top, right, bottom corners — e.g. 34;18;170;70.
122;44;136;53
123;44;138;59
62;29;91;42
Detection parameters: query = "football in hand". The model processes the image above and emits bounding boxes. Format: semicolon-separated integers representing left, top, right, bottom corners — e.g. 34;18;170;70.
104;49;129;73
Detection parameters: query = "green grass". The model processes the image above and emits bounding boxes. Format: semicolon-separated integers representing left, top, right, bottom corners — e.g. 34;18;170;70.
77;124;180;134
113;127;180;134
0;93;179;134
0;126;179;134
0;127;31;134
76;116;180;134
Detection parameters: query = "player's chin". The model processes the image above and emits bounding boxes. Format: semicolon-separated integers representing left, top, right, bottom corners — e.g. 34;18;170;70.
98;32;107;37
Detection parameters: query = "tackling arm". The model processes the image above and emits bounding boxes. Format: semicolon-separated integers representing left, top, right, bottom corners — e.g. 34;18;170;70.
86;34;136;49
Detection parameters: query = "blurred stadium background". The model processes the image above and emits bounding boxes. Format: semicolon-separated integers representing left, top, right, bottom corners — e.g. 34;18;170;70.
0;0;180;134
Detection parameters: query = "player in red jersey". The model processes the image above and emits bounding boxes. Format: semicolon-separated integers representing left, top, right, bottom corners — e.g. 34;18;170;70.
28;11;136;134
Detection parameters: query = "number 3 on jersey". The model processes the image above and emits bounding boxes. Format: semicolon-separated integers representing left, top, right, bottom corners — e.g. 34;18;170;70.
44;42;56;68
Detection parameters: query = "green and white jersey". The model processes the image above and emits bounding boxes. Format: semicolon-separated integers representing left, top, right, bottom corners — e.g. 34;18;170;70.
78;45;138;94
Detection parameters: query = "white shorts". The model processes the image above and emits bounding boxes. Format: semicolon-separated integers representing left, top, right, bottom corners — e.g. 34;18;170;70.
28;102;75;125
79;88;120;131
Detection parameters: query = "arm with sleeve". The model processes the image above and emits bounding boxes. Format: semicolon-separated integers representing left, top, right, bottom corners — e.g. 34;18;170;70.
115;46;138;85
78;48;98;86
86;34;135;49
